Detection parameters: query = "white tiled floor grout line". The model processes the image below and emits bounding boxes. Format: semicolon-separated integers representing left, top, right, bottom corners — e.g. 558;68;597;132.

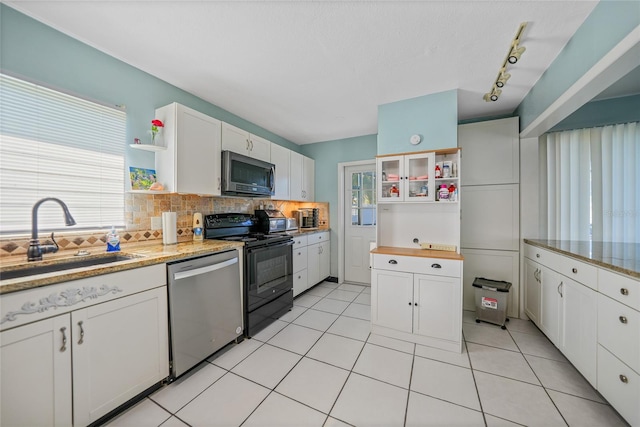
106;282;628;427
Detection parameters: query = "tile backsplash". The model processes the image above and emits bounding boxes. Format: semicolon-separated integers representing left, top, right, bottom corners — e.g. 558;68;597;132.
0;194;329;258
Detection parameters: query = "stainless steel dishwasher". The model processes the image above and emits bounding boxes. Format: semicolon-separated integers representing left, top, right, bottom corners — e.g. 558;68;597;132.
167;250;243;378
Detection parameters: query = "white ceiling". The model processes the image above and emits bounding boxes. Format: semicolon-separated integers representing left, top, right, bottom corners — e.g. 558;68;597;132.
7;1;599;145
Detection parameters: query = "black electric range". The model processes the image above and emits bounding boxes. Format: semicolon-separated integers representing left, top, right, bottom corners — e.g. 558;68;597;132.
204;213;293;337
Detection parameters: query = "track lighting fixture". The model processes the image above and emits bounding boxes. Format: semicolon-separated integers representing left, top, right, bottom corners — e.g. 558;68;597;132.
483;22;527;102
495;70;511;88
483;87;502;102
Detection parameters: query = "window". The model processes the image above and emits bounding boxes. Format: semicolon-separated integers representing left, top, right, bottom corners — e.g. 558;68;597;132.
541;122;639;243
0;73;126;234
351;171;376;226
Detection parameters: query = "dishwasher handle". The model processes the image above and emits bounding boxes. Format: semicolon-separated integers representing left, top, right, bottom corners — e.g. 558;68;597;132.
173;257;238;281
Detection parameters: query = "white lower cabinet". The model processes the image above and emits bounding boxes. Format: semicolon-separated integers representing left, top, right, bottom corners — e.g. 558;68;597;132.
524;242;639;424
560;278;598;386
523;257;541;325
539;266;562;347
0;265;169;426
1;314;73;427
371;252;463;353
597;345;640;426
292;232;330;297
72;287;169;426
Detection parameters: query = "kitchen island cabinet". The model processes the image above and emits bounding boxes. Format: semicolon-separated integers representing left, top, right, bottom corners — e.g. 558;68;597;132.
523;239;639;425
371;247;463;353
0;264;169;427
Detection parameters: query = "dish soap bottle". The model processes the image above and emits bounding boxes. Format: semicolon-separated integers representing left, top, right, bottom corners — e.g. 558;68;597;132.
106;226;120;252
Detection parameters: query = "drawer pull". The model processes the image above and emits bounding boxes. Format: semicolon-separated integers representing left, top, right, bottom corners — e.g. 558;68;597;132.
619;374;628;384
619;316;628;324
572;268;578;274
620;288;629;296
536;253;540;258
389;260;398;265
431;263;442;269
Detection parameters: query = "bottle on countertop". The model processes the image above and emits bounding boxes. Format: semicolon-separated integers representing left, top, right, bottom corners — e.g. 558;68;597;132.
390;184;400;197
106;226;120;252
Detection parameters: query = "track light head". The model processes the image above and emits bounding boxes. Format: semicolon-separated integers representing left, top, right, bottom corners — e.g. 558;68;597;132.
483;88;502;102
495;71;511;88
508;45;526;64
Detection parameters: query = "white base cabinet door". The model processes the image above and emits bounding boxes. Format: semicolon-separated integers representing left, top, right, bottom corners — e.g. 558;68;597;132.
524;257;541;325
73;287;169;426
0;315;72;427
560;278;597;386
539;266;562;347
371;269;413;333
414;274;461;343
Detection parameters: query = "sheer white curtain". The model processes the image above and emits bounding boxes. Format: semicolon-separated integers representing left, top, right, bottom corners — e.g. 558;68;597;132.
542;122;639;243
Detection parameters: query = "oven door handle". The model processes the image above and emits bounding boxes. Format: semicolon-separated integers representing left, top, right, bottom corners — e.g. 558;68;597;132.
247;240;293;254
173;257;238;281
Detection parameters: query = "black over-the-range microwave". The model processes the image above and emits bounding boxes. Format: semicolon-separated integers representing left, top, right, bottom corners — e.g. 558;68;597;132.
221;150;276;197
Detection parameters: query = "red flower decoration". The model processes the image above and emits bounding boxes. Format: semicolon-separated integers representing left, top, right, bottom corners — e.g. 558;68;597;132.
151;119;164;128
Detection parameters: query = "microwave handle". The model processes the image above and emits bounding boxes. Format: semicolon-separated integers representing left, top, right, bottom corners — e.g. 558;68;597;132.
269;165;275;194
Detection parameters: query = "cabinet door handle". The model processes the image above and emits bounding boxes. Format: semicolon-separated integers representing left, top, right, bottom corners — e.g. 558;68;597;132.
414;302;418;306
78;321;85;345
250;140;254;151
218;177;221;190
557;282;563;297
298;252;301;255
536;253;540;258
619;316;628;324
388;260;398;264
619;374;629;384
431;263;442;269
60;327;67;352
620;288;629;296
246;139;250;150
298;275;301;279
572;268;578;274
408;302;412;306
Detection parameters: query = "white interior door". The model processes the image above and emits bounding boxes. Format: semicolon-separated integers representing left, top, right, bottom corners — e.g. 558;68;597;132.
344;163;376;284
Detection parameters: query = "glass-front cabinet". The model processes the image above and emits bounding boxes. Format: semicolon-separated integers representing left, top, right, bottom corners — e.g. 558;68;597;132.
377;152;435;203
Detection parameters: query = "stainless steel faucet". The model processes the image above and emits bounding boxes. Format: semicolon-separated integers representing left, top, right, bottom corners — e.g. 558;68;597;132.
27;197;77;262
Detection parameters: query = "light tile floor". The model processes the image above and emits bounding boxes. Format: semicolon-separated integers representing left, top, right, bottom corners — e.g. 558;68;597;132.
106;281;629;427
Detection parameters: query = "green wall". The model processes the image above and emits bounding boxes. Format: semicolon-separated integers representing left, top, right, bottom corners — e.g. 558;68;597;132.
301;134;378;276
0;4;299;172
516;0;640;130
377;90;458;155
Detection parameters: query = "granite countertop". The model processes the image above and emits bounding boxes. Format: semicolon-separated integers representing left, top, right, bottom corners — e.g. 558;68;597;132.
371;246;464;261
0;240;245;295
524;239;639;279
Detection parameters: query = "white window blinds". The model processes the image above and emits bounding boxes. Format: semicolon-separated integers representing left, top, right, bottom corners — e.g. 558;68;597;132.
0;73;126;234
541;122;639;243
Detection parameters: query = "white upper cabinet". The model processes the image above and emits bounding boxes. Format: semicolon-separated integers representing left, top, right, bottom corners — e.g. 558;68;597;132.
155;103;222;195
458;116;519;186
221;122;271;162
270;143;290;200
290;151;315;201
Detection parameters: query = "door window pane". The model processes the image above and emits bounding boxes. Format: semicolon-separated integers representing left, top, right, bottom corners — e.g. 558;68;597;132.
350;171;376;226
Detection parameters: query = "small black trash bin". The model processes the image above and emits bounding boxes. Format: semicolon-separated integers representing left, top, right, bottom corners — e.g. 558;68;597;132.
472;277;512;329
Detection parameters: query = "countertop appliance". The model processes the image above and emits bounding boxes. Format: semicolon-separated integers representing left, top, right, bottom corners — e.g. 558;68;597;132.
255;209;287;234
204;213;293;337
285;217;298;231
297;208;319;229
167;250;242;378
221;150;275;197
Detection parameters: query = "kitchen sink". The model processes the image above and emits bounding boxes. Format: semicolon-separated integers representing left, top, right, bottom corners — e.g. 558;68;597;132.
0;253;139;280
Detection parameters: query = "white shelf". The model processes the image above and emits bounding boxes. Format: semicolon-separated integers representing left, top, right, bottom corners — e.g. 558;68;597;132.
129;144;167;152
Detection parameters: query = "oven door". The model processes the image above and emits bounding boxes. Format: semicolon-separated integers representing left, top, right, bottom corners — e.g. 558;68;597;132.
245;240;293;312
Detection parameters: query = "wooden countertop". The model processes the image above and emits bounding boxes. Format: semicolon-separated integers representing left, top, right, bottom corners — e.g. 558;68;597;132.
371;246;464;261
0;240;245;295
